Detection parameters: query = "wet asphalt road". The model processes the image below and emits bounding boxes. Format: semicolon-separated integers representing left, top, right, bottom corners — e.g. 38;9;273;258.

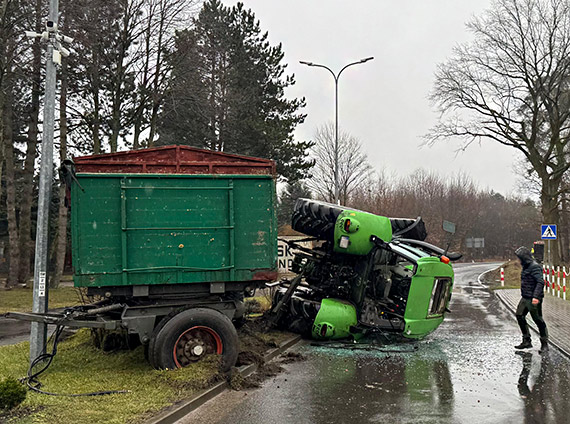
0;318;31;346
179;263;570;424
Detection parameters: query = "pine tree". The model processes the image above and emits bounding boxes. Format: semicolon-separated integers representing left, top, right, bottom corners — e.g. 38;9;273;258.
277;181;312;227
158;0;313;181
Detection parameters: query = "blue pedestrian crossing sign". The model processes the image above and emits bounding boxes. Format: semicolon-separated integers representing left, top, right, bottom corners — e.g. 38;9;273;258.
541;224;557;240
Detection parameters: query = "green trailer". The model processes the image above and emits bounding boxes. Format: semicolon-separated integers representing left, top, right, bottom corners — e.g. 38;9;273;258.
71;173;277;291
10;146;278;371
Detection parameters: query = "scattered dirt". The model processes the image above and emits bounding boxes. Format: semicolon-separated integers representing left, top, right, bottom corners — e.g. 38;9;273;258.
240;363;284;389
236;350;264;367
229;316;299;391
228;369;246;390
237;316;292;353
278;351;306;364
236;351;307;390
244;298;262;315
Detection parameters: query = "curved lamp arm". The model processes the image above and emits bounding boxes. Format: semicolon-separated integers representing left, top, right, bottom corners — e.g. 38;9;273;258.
337;57;374;79
300;57;374;81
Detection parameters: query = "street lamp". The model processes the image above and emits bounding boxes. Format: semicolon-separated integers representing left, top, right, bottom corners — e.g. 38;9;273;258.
300;57;374;205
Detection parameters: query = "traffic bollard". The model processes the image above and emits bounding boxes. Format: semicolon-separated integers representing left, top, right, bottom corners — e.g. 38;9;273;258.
500;268;504;287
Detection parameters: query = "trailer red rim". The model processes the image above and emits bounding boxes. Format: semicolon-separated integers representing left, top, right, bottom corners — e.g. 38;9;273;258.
173;326;223;368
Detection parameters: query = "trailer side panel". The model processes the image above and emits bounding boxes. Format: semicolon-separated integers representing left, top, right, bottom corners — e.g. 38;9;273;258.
71;173;277;288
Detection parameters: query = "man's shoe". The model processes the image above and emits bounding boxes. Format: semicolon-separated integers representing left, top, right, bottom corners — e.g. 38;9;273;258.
539;341;549;354
515;340;533;349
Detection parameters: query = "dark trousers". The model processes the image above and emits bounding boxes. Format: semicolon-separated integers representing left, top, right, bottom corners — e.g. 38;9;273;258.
516;297;548;342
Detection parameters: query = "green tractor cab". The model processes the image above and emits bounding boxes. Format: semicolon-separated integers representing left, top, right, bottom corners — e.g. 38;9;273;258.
271;199;460;341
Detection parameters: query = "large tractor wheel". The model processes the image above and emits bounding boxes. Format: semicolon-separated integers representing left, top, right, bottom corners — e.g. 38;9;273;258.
291;198;427;242
291;198;343;240
148;308;239;372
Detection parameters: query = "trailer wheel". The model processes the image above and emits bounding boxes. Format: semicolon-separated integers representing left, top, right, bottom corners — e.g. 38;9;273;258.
149;308;239;372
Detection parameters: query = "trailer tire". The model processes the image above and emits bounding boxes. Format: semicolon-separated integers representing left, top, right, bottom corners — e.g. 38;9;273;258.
149;308;239;372
147;310;183;368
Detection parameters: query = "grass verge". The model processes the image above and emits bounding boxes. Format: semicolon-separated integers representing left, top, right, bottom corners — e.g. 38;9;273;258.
0;330;222;424
0;319;294;423
0;287;83;314
481;260;521;290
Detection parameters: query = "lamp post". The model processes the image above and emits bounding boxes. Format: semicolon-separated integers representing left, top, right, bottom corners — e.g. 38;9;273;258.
299;57;374;205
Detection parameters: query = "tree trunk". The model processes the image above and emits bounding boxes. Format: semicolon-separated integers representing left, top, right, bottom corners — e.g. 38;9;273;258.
4;83;19;287
560;196;569;263
109;8;131;153
0;77;5;289
132;13;153;150
147;102;159;147
17;0;42;284
91;47;101;154
146;15;165;148
541;177;561;264
132;104;144;149
52;62;69;288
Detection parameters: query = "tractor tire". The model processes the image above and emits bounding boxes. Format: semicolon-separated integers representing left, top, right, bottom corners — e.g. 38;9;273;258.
149;308;239;372
390;217;427;241
291;198;427;242
291;198;343;240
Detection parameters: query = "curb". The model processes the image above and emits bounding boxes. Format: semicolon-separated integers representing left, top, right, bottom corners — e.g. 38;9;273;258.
477;266;497;287
145;334;302;424
494;290;570;359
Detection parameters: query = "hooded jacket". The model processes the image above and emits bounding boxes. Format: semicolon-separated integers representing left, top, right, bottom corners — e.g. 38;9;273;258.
515;247;545;300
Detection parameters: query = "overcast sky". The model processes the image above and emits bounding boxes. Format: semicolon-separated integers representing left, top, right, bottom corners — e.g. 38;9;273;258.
225;0;522;195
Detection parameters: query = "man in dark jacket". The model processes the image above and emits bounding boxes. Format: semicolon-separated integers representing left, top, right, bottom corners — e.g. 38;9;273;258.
514;246;549;353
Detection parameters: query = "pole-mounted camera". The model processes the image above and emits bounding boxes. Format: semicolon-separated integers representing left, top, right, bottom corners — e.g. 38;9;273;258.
24;18;73;64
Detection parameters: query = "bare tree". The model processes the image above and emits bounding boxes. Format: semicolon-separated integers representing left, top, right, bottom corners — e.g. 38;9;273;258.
51;59;69;288
307;123;372;205
426;0;570;263
350;169;539;258
132;0;198;148
17;0;43;284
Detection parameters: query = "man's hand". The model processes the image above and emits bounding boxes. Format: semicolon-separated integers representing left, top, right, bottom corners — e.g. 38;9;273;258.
532;298;540;305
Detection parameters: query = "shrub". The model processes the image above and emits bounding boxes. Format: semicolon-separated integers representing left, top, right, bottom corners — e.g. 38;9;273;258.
0;377;27;410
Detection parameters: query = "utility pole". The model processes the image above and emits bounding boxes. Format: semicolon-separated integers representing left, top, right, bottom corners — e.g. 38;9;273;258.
27;0;72;364
299;57;374;205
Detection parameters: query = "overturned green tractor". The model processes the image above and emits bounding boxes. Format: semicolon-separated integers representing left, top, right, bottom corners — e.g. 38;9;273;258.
270;199;461;340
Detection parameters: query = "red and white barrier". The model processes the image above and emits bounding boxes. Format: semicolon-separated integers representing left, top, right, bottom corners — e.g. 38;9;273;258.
500;268;504;287
557;266;561;298
562;266;566;300
542;263;568;300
